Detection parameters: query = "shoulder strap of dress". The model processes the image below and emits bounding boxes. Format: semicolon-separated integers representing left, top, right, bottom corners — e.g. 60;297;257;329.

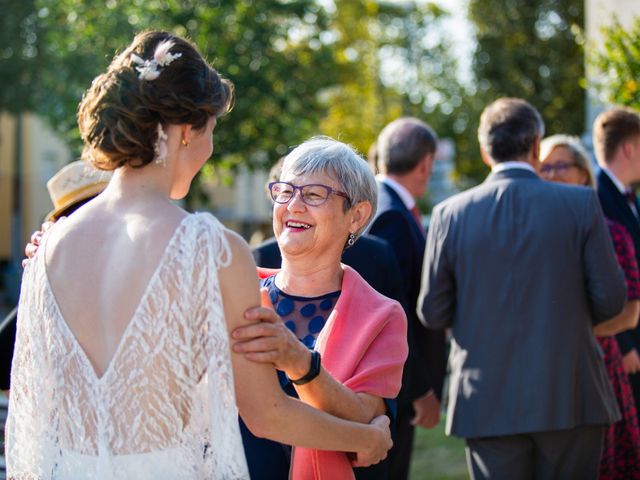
190;212;232;270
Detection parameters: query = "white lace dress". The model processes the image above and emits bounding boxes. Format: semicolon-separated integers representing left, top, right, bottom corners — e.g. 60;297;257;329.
5;213;250;479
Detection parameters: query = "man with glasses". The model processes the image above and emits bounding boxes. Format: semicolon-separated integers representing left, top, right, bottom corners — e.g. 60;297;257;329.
368;117;447;480
594;106;640;412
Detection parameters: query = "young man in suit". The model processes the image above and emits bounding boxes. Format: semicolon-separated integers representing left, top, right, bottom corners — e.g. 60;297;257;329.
368;117;447;480
419;97;625;479
594;106;640;411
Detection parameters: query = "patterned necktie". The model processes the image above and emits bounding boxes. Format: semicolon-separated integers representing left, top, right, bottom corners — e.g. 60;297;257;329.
625;189;637;205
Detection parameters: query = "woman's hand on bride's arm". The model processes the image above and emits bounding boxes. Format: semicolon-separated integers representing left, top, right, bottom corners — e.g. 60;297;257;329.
351;415;393;467
232;288;310;376
22;222;54;267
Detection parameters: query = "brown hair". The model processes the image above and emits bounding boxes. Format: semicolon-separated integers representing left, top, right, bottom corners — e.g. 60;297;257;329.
593;107;640;165
78;31;233;170
477;97;544;163
376;117;437;175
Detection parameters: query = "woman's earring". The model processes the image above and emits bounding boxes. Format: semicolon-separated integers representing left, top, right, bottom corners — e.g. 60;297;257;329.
181;139;190;148
347;232;356;247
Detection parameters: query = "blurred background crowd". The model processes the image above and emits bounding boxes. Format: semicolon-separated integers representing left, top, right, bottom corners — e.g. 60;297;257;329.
1;0;639;478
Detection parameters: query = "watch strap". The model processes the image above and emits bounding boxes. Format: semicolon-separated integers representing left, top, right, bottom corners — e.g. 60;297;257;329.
290;350;321;386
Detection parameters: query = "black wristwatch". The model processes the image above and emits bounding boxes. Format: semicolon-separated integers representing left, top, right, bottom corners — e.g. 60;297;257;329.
289;350;322;386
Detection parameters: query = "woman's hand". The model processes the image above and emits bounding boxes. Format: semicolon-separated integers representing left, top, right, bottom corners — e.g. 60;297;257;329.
351;415;392;467
22;222;54;267
233;288;311;378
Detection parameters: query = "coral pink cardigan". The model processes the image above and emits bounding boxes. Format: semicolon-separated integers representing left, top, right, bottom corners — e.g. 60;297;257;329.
257;265;408;480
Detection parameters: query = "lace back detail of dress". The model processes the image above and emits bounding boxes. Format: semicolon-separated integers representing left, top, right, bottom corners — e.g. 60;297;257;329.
5;213;249;479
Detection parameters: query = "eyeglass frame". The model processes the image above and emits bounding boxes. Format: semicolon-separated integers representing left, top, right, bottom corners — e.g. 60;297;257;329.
539;161;579;176
267;181;351;206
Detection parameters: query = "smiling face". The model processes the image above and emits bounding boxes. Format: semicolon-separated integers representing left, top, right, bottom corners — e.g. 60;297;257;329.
273;170;355;262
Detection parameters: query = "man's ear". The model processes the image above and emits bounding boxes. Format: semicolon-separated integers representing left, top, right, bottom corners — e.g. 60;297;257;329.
480;147;494;169
531;134;541;168
420;153;434;173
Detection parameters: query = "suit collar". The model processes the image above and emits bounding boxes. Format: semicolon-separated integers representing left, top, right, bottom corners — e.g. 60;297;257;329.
491;161;537;174
379;180;409;212
600;167;628;194
377;176;415;211
485;168;540;183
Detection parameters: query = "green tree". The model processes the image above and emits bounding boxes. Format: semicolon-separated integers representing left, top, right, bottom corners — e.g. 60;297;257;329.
591;18;640;110
1;1;339;184
468;0;585;180
319;1;475;192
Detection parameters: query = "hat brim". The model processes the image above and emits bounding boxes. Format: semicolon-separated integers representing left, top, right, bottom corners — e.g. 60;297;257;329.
46;182;109;221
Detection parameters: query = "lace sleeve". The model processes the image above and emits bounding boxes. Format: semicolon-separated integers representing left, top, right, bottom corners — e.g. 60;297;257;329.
192;213;249;479
5;253;59;476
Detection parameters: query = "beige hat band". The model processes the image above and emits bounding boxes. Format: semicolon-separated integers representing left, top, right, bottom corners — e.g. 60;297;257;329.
52;182;109;211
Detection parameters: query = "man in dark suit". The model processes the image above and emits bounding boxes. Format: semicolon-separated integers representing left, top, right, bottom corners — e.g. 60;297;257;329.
593;106;640;411
367;117;447;480
419;97;625;479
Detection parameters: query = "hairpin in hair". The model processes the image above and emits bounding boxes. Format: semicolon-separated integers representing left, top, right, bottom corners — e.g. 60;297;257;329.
154;123;169;167
131;40;182;81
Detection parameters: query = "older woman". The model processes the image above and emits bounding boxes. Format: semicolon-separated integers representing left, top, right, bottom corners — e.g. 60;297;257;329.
540;134;640;479
233;137;408;480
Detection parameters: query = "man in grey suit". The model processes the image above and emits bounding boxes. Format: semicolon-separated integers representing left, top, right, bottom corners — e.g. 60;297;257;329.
418;97;625;479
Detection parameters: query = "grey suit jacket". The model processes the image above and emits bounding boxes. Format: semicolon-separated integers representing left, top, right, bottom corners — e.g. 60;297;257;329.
418;168;625;438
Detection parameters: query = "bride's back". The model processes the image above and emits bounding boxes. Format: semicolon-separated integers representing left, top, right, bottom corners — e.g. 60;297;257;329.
5;31;248;479
44;198;186;380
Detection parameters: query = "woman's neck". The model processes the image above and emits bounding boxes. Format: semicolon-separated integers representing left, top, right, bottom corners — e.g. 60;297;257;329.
105;164;174;202
277;256;344;297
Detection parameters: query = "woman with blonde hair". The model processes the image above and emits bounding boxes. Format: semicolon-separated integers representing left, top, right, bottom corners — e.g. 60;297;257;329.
541;133;640;478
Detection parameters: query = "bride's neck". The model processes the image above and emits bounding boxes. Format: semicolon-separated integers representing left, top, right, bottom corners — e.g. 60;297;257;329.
105;164;173;202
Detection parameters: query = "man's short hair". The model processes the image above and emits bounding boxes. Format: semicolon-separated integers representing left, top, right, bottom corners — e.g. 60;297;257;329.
478;98;545;163
593;106;640;165
376;117;437;175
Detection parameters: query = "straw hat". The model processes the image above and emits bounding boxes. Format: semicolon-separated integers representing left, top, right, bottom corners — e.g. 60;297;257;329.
46;161;112;221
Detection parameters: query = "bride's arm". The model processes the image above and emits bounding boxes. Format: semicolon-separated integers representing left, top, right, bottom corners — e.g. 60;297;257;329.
218;230;391;464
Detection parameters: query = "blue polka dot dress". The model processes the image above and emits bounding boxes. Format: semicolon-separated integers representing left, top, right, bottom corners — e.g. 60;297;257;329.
263;275;340;350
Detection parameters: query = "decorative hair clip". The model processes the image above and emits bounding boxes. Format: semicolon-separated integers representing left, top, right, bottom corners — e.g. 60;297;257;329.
154;123;169;167
131;40;182;81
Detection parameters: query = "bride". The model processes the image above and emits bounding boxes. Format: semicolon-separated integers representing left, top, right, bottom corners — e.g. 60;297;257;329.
5;31;391;479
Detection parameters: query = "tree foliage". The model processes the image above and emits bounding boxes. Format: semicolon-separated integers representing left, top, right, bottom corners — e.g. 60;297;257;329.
467;0;585;180
0;0;472;207
1;0;336;171
591;18;640;110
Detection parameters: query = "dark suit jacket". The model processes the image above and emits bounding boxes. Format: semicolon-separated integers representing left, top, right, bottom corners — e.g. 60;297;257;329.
0;307;17;390
252;234;405;307
596;168;640;354
368;181;447;402
419;168;624;438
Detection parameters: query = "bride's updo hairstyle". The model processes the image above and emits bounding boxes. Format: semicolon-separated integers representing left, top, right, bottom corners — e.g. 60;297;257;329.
78;30;233;170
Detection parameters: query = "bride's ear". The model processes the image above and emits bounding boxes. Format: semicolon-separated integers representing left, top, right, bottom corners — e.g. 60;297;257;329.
180;124;193;147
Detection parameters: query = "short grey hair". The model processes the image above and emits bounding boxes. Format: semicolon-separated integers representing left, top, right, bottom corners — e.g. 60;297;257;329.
540;134;595;187
478;98;545;163
280;136;377;238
